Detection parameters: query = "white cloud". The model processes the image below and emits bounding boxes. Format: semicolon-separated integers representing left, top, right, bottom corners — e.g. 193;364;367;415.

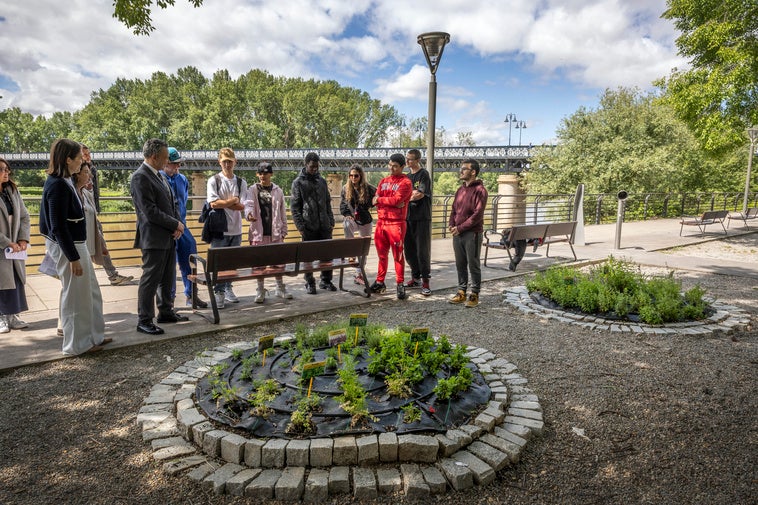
0;0;685;146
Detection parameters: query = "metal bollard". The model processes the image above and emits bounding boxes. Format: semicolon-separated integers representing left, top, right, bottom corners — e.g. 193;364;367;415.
614;191;628;250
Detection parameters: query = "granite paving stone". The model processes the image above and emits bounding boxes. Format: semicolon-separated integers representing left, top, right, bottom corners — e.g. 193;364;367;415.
275;466;306;501
376;468;402;494
436;457;474;491
286;439;310;467
220;433;248;464
329;466;350;494
400;463;430;499
225;468;261;496
451;450;495;485
261;438;288;468
245;469;281;499
352;467;377;499
333;436;358;465
303;468;329;502
203;462;244;495
421;466;447;494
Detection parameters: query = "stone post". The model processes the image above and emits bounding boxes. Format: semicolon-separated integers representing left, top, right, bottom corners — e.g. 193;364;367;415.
326;173;344;222
496;174;526;229
190;172;208;212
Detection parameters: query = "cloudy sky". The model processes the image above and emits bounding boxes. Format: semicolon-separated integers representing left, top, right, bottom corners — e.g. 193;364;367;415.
0;0;687;146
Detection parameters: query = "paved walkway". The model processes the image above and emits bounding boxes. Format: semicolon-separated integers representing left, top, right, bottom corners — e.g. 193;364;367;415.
3;218;756;371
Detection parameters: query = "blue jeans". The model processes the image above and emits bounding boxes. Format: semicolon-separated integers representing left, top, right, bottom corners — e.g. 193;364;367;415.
210;234;241;293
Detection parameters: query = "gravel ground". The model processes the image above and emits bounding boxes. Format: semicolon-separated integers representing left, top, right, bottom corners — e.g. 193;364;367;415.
1;238;756;505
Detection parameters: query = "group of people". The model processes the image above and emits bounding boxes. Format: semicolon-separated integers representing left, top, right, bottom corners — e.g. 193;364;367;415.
11;138;488;355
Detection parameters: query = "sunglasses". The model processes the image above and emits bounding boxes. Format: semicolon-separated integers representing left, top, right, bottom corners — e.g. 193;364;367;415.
349;174;361;178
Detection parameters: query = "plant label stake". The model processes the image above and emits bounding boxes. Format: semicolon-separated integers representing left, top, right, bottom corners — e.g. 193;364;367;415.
262;349;267;367
414;341;419;358
349;313;367;345
410;327;429;343
258;334;275;353
328;329;347;347
307;377;313;397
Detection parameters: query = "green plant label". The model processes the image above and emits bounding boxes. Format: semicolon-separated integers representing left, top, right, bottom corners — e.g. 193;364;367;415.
410;327;430;342
301;360;326;380
349;313;368;326
257;334;275;352
328;329;347;346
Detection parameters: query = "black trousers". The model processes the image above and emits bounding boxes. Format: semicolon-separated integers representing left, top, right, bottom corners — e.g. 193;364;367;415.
301;229;333;284
138;246;176;324
404;219;431;280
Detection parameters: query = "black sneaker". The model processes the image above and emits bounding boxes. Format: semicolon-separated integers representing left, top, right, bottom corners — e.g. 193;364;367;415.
369;281;386;294
305;283;317;295
396;283;407;300
319;281;337;291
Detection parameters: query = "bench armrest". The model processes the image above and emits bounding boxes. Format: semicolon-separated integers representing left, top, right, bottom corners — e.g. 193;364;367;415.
483;229;504;245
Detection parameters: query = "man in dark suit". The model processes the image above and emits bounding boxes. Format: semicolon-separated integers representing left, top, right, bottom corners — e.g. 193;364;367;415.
130;138;188;335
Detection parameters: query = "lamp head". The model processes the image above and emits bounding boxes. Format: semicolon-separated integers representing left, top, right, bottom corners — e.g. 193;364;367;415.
417;32;451;75
748;126;758;142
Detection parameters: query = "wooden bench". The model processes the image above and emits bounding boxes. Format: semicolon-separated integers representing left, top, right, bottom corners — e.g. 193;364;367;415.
679;210;728;237
483;221;577;269
727;207;758;230
189;237;371;323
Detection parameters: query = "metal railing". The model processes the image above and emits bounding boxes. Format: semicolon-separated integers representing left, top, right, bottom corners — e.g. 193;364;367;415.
20;191;756;272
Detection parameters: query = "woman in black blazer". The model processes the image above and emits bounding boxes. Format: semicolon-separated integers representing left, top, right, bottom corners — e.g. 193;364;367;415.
40;138;110;355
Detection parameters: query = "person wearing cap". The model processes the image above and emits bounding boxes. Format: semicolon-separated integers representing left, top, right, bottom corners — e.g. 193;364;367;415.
162;147;207;309
207;147;247;308
243;162;292;303
290;152;335;294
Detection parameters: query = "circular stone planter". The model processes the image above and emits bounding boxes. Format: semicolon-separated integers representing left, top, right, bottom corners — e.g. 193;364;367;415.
503;286;751;335
138;339;543;500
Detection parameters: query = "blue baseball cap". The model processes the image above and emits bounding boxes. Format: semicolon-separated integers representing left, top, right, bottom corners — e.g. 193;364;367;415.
167;147;184;163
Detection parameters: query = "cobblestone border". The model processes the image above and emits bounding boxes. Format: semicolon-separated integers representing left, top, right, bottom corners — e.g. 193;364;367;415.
503;286;751;334
138;340;542;500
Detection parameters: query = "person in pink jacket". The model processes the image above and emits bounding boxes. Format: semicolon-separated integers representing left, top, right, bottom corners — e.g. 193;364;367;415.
369;153;413;300
244;162;292;303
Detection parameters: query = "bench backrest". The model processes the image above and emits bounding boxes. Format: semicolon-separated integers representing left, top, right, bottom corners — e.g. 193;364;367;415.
508;224;549;242
545;221;577;238
206;242;299;272
296;237;371;263
702;210;728;221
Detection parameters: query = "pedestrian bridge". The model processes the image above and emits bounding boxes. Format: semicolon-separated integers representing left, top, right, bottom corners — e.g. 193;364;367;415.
3;145;537;172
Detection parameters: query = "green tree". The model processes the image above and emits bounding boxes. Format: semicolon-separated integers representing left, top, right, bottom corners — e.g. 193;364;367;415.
656;0;758;153
114;0;204;36
525;87;727;195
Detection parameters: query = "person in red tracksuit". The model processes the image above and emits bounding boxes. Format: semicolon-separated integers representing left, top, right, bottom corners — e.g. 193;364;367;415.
369;153;413;300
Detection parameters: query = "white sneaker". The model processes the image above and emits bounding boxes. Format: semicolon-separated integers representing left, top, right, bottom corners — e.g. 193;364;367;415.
9;314;28;329
255;289;267;304
214;292;225;309
0;316;9;334
275;286;293;299
224;287;239;303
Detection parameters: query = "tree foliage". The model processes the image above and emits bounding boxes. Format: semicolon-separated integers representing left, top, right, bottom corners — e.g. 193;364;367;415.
113;0;204;36
525;87;739;195
2;66;402;153
656;0;758;153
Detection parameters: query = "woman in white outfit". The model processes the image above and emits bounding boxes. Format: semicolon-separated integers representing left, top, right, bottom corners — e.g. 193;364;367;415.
0;158;31;334
39;138;110;355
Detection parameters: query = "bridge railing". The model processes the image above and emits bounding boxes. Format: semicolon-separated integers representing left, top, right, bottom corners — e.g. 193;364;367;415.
19;191;755;273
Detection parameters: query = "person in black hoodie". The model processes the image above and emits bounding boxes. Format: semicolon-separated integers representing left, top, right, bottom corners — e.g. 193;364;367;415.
290;152;335;294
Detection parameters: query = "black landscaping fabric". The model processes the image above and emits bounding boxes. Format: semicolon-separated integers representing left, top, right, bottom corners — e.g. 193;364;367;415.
196;345;491;438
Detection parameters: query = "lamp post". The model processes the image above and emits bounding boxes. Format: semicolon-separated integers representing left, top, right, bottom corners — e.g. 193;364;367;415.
504;113;517;145
744;126;758;213
515;120;527;145
418;31;450;226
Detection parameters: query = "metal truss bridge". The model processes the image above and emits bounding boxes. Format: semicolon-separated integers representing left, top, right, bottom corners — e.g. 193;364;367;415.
3;145;538;173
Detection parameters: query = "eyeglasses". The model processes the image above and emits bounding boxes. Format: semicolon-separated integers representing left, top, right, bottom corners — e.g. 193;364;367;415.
349;174;361;178
0;168;9;173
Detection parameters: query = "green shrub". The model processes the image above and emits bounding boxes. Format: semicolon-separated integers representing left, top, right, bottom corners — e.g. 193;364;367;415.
527;256;709;324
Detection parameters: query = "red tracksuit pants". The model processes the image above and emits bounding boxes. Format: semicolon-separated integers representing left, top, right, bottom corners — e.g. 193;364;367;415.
374;220;406;284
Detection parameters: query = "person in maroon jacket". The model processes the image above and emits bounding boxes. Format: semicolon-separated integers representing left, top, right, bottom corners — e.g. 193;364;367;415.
448;158;488;308
369;153;413;300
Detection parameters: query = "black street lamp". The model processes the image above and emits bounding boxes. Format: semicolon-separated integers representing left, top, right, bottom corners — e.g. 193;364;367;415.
515;120;527;145
418;31;450;212
504;113;517;146
744;126;758;213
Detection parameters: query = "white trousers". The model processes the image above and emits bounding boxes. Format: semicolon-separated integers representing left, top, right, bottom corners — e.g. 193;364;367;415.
46;239;105;355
